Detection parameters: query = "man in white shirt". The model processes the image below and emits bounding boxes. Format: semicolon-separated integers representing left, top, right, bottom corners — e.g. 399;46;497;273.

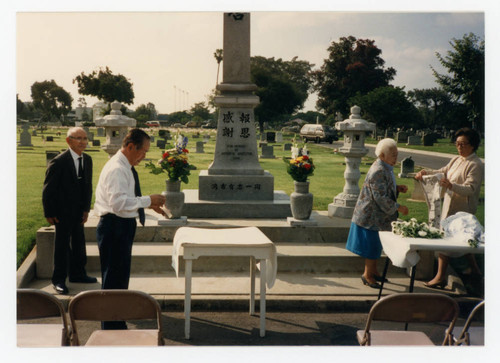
94;128;165;329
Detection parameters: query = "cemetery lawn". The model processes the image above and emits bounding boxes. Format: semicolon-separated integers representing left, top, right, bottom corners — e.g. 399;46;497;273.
16;128;484;268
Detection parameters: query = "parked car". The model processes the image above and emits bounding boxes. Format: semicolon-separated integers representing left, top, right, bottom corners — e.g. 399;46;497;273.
299;124;338;144
145;121;160;127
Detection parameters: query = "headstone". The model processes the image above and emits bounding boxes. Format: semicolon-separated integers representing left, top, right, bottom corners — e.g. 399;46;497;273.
45;150;60;166
203;134;210;143
97;128;105;137
422;134;434;146
196;141;204;153
384;129;393;138
156;139;166;149
276;132;283;143
32;130;37;136
192;133;200;139
283;143;292;151
396;131;408;143
266;132;276;143
83;127;90;135
87;132;94;142
46;136;54;142
19;124;32;146
260;144;275;159
149;136;155;143
398;156;414;178
198;13;275;202
407;135;421;145
92;139;101;147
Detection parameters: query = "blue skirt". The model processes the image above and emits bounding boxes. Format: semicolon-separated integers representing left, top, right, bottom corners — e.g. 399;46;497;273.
345;222;382;259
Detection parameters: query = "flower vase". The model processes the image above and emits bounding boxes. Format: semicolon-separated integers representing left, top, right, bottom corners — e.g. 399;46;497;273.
290;181;313;220
162;180;185;219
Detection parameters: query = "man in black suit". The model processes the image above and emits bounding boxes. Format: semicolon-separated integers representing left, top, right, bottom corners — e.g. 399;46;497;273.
42;127;97;294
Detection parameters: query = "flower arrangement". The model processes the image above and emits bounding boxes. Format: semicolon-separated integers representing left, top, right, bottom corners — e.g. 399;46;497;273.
391;218;444;239
283;154;315;182
145;135;191;183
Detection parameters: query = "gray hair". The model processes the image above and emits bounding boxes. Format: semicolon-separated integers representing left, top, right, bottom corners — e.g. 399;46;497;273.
67;127;86;137
375;138;397;157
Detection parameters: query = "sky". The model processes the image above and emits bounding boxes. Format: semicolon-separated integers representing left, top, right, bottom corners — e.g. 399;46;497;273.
15;9;485;115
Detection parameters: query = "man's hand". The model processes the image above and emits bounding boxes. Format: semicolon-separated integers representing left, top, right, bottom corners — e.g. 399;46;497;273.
414;170;427;181
81;211;89;225
149;194;166;207
46;217;59;225
150;204;166;216
397;205;409;215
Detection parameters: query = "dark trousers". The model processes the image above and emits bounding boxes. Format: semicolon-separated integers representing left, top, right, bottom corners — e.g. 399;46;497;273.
52;211;87;285
96;214;136;330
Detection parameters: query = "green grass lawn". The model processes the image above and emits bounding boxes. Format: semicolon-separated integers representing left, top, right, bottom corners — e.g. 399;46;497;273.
16;128;485;268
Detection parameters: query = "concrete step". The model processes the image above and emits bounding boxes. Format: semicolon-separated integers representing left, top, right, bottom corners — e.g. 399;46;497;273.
82;242;402;274
22;271;469;311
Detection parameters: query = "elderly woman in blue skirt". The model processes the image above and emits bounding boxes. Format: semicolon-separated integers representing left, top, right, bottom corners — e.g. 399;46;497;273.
346;138;409;288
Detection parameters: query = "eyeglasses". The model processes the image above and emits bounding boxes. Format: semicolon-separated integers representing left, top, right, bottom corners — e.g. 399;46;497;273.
69;136;88;142
455;142;470;147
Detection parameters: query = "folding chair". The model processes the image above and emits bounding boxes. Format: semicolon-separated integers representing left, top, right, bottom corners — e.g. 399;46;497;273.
68;289;164;346
453;300;484;346
17;288;70;347
357;293;459;346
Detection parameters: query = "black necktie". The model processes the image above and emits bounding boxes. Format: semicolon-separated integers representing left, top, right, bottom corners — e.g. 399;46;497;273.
131;166;145;226
77;157;83;179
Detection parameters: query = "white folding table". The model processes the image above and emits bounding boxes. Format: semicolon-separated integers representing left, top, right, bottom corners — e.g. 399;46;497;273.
378;231;485;299
172;227;277;339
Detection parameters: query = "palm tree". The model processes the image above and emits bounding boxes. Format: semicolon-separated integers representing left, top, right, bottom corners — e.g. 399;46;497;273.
214;49;223;89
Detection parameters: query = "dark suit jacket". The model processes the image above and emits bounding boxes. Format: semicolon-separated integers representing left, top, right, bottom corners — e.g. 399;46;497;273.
42;149;93;219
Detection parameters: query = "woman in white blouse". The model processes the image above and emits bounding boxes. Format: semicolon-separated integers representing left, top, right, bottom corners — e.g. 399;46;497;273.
415;127;484;288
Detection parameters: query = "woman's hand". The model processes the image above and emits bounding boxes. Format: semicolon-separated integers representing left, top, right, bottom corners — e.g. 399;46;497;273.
414;170;427;180
439;177;453;190
397;185;408;193
398;205;409;215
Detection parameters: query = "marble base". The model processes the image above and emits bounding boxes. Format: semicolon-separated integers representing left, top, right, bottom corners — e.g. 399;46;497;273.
287;217;318;226
158;216;188;226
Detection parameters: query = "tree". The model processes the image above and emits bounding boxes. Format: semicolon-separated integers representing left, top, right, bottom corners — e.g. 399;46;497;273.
190;102;211;121
214;49;223;89
313;36;396;116
30;80;73;123
432;33;484;131
73;66;134;104
133;104;154;124
349;86;421;130
250;56;314;131
407;88;458;130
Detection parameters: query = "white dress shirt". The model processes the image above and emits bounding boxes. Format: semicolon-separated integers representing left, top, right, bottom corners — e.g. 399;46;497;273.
94;150;151;218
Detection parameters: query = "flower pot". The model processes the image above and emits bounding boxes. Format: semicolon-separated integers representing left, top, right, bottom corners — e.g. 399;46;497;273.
290;181;313;220
162;179;185;219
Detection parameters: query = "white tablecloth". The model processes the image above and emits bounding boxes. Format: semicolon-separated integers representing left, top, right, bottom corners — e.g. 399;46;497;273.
172;226;277;288
379;231;485;269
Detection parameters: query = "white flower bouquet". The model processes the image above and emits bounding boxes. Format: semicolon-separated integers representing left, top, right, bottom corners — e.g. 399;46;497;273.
391;218;444;239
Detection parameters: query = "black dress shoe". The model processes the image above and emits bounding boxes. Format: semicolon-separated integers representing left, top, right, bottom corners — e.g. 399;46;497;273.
69;275;98;283
361;275;381;289
53;283;69;294
374;275;389;283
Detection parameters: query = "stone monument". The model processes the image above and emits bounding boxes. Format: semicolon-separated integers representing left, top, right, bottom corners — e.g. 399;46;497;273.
94;101;136;157
398;156;414;178
328;106;375;219
183;12;290;218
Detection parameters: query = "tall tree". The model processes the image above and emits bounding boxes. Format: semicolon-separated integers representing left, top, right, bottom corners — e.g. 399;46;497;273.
30;80;73;123
214;49;223;89
73;66;134;104
408;88;457;130
349;86;421;130
432;33;484;131
250;56;314;131
313;36;396;116
190;102;211;121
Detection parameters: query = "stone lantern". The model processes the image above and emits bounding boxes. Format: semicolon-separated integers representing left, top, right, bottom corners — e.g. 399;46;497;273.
94;101;136;157
328;105;375;219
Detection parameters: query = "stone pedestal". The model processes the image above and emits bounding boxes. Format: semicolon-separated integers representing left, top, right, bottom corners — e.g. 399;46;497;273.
328;106;375;219
94;101;136;157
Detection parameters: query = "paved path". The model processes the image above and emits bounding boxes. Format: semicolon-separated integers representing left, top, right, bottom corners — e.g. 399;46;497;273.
320;142;483;170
